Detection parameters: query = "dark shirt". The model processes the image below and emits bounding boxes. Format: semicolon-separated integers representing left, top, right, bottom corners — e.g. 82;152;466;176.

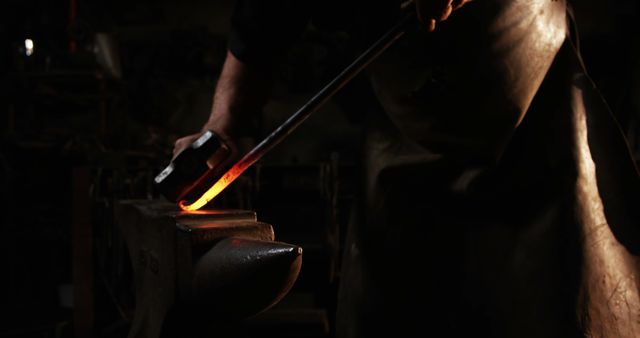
228;0;403;67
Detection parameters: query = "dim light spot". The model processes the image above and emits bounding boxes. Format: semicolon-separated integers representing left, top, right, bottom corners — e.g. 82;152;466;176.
25;39;34;56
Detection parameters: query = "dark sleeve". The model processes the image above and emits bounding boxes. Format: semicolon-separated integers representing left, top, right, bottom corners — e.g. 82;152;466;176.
228;0;313;67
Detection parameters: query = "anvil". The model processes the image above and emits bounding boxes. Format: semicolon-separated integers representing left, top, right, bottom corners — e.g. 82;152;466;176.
114;200;302;338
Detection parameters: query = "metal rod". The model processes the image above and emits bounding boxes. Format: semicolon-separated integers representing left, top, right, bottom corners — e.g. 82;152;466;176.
180;8;416;210
248;11;415;167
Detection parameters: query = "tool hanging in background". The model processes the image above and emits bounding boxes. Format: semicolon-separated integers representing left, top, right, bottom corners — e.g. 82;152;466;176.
155;2;418;211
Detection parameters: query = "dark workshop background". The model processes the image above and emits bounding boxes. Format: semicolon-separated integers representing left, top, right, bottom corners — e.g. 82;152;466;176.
1;0;639;338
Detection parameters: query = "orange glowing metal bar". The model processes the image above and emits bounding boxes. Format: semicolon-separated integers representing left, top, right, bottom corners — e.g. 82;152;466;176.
179;7;415;211
179;156;253;211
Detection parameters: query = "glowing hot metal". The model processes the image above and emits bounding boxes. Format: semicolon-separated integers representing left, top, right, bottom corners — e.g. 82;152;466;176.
179;153;254;211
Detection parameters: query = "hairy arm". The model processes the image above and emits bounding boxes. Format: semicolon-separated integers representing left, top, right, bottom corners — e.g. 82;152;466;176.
173;50;271;159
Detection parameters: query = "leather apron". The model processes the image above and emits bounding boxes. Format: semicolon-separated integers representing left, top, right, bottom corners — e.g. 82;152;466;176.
336;1;640;337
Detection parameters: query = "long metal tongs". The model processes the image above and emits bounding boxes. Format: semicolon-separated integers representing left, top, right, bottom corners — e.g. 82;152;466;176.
180;2;417;210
